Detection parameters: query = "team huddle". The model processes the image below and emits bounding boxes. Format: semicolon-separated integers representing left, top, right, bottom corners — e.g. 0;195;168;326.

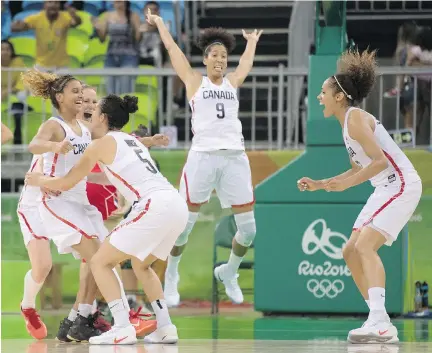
16;8;421;347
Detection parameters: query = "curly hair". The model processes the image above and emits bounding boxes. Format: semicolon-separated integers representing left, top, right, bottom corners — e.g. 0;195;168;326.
21;69;77;109
330;49;377;106
197;27;236;56
99;94;139;130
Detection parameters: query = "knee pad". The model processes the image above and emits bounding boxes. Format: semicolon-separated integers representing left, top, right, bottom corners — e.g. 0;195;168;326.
174;212;199;246
234;211;256;247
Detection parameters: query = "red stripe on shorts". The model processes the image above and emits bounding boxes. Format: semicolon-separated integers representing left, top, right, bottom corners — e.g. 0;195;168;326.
231;195;256;208
361;151;405;228
50;153;59;176
42;196;98;240
17;211;48;241
106;167;141;200
110;199;151;235
183;172;205;206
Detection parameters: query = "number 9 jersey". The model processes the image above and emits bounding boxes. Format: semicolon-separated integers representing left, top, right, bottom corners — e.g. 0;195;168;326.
189;76;244;151
100;131;175;204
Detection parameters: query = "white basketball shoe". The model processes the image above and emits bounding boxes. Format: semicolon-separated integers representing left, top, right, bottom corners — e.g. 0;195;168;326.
143;324;178;344
164;273;180;308
348;312;399;344
89;325;137;345
214;264;244;304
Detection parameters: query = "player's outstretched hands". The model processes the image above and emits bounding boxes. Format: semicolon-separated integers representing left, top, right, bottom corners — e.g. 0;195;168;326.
53;139;74;154
297;177;320;192
146;8;162;26
151;134;170;147
242;29;263;42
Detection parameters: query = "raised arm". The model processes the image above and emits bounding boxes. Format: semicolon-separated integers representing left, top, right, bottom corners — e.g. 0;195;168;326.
65;5;82;28
226;29;263;88
147;9;200;88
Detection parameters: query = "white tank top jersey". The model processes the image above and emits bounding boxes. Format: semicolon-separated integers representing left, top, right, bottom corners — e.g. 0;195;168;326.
343;107;421;188
100;131;175;204
42;117;92;204
189;76;244;151
18;155;42;208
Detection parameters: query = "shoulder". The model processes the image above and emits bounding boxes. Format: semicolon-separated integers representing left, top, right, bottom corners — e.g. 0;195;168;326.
24;11;42;23
347;109;374;140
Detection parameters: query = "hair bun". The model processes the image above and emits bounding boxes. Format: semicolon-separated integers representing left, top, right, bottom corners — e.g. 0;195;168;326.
122;95;139;114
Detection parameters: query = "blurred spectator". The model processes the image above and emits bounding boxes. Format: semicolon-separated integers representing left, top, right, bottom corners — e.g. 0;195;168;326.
1;39;27;144
405;27;432;140
384;22;419;98
139;1;165;67
93;0;141;95
1;39;26;102
11;0;81;69
1;1;12;40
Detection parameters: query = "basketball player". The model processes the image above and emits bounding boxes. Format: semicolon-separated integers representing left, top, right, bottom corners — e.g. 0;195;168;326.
297;49;422;344
26;94;188;344
147;8;262;307
21;70;163;342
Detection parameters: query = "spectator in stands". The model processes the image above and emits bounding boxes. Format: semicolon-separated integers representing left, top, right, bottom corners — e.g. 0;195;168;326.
1;1;12;40
406;26;432;142
11;1;81;70
1;39;25;102
139;1;165;67
92;0;141;95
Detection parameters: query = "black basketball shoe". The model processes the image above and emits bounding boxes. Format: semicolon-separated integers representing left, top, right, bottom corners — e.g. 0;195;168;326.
56;317;74;342
67;314;102;342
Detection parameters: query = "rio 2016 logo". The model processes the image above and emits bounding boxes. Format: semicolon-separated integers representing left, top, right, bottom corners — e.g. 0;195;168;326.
299;219;351;299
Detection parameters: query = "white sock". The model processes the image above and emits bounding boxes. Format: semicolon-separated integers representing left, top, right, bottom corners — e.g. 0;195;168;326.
22;270;44;309
113;268;131;312
365;300;370;309
68;309;78;322
126;294;137;302
92;299;97;314
109;299;130;327
78;304;93;318
368;287;386;312
151;299;172;328
167;255;182;277
226;250;243;276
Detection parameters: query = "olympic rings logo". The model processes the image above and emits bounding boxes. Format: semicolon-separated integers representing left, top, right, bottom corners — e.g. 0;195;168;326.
306;279;345;299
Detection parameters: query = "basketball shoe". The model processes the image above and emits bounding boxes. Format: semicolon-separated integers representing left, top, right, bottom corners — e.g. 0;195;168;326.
56;317;74;342
143;324;178;344
348;311;399;344
129;307;157;336
67;314;102;342
89;324;137;345
214;264;244;304
21;306;47;340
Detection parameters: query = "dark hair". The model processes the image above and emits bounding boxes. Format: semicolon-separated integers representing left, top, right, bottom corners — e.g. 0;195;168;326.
21;69;78;109
99;94;138;130
197;27;236;56
131;124;150;137
414;26;432;51
1;40;17;59
145;1;160;10
398;22;419;44
330;49;377;106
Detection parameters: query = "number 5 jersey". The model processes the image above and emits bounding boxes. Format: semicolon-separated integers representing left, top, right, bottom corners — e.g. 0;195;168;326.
101;132;175;204
189;76;244;151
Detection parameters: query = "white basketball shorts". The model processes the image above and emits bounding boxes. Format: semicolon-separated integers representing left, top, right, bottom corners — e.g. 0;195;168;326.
39;197;108;257
353;180;422;245
109;190;188;261
179;150;254;209
17;205;48;247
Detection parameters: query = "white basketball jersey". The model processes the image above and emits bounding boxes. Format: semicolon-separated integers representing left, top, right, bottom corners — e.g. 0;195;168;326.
18;155;42;208
189;76;244;151
343;107;420;187
100;131;175;204
42;117;92;204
